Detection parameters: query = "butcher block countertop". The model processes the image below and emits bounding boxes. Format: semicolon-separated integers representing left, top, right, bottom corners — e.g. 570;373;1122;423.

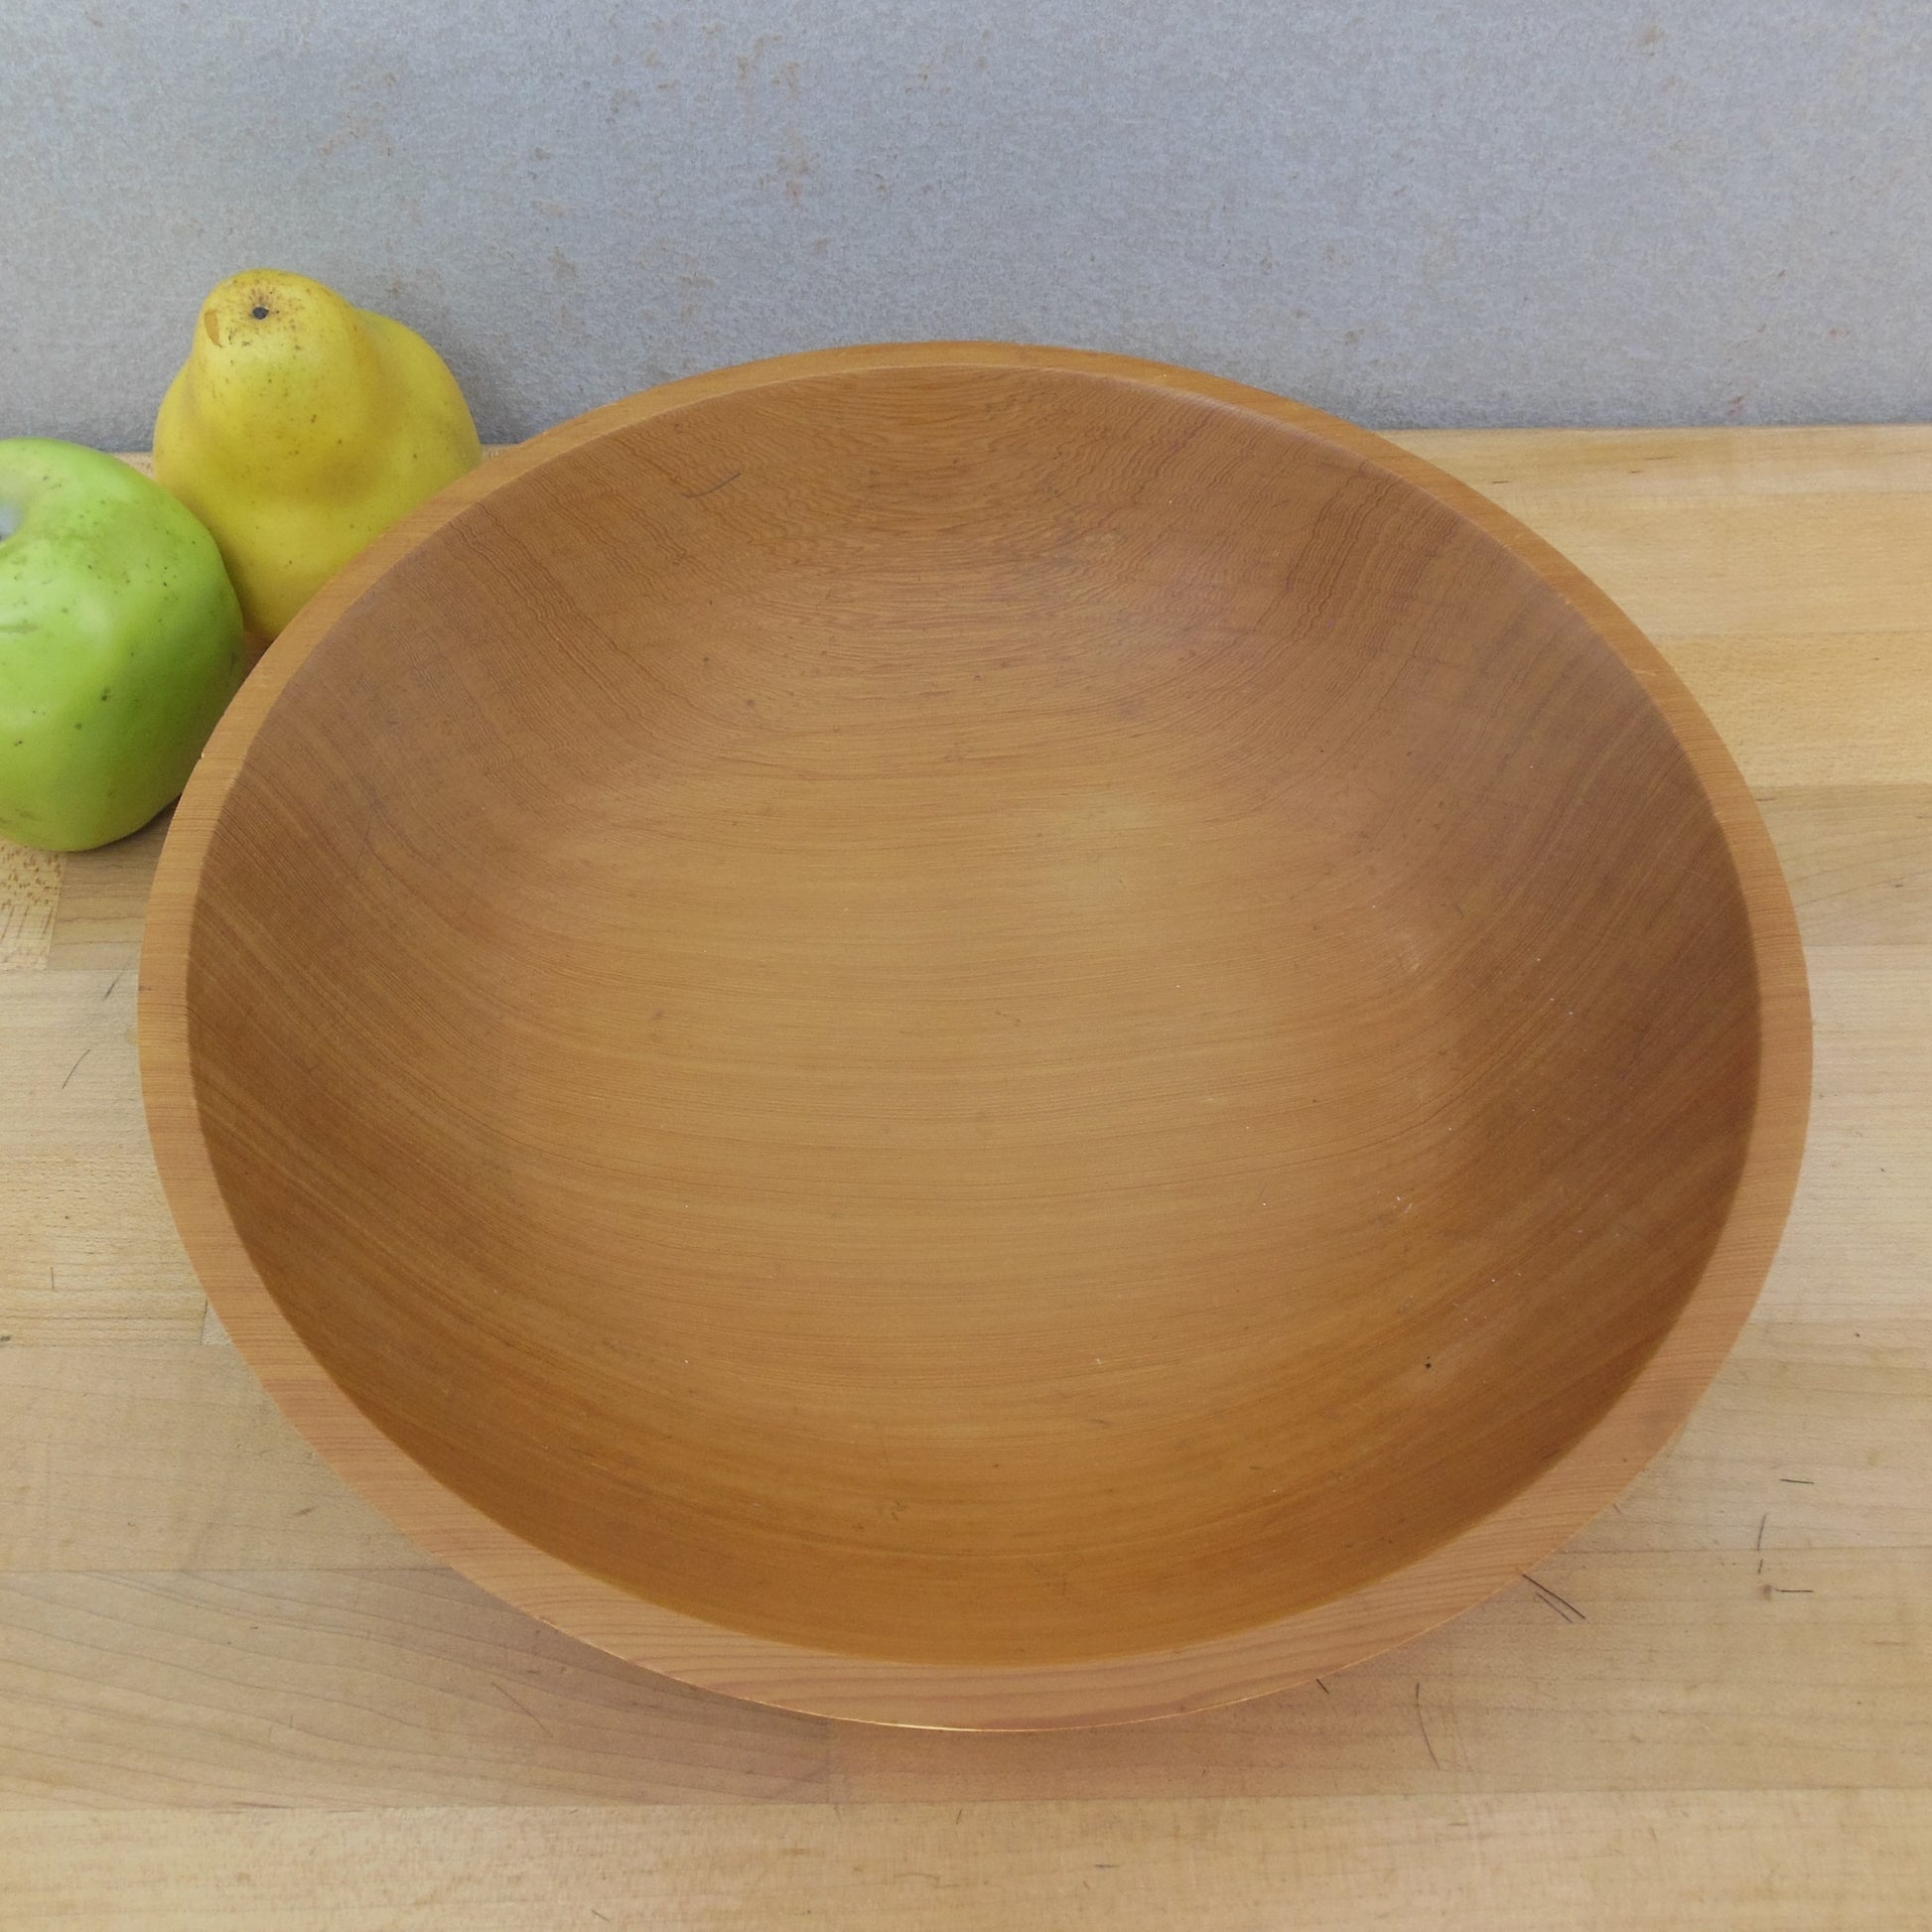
1;428;1927;1928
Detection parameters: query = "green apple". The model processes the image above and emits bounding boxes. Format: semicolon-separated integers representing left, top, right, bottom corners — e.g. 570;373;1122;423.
0;439;245;850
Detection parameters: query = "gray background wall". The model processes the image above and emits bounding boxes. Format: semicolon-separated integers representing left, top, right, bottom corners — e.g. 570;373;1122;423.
5;0;1927;448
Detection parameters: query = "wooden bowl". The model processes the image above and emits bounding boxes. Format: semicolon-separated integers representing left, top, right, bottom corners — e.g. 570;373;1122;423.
142;345;1809;1728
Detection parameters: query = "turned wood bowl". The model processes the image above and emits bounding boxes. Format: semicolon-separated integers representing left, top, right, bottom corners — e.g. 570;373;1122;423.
142;345;1810;1728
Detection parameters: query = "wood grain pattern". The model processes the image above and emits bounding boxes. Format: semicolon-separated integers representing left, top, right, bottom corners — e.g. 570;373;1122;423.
0;1546;1924;1814
1758;948;1931;1321
0;971;204;1347
137;348;1807;1725
0;1347;420;1571
0;841;62;971
1754;787;1932;946
0;420;1924;1922
6;1792;1928;1930
46;813;170;969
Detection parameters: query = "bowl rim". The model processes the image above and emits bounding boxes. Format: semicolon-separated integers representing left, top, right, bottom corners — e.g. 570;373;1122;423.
139;342;1812;1729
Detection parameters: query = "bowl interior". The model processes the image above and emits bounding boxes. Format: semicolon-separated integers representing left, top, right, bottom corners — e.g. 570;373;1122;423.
182;364;1758;1667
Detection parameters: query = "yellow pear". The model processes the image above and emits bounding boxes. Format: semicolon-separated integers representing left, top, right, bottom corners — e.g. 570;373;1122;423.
154;269;482;639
